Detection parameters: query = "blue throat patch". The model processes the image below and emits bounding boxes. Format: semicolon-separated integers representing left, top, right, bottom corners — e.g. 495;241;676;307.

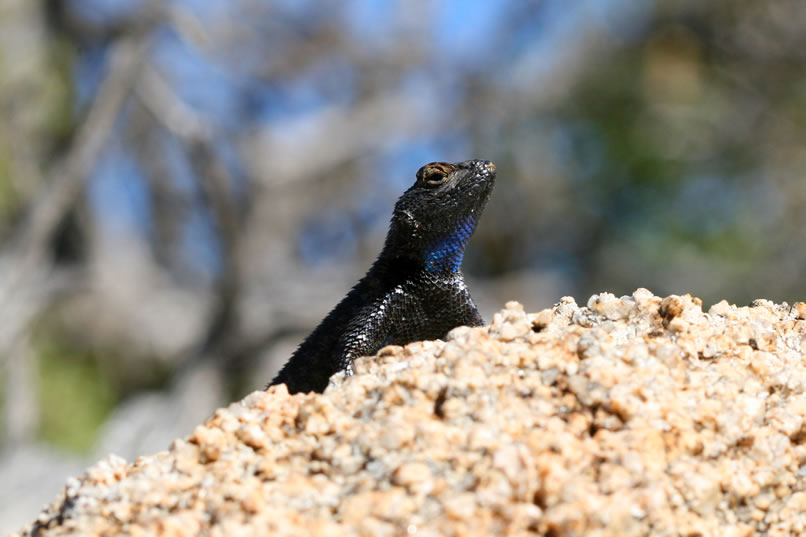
424;215;475;273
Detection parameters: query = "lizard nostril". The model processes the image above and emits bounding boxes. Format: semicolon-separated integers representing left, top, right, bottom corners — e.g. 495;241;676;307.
476;160;495;174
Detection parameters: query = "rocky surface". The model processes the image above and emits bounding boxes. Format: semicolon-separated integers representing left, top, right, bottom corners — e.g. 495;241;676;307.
15;290;806;536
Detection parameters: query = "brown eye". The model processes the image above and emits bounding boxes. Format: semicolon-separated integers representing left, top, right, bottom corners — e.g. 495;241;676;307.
416;162;454;187
424;170;448;185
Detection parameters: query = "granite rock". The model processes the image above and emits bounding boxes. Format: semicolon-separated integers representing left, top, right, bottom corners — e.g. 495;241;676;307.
15;290;806;536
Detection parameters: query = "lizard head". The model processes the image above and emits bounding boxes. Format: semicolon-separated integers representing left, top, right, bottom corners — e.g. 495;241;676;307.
386;159;496;272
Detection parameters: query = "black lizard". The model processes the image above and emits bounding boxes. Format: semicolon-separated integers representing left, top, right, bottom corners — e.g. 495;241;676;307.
269;159;496;393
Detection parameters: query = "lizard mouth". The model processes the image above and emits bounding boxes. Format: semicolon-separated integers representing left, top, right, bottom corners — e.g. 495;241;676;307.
463;160;496;187
454;159;496;195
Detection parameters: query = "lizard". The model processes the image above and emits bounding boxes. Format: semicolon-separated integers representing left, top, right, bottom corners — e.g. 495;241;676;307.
269;159;496;394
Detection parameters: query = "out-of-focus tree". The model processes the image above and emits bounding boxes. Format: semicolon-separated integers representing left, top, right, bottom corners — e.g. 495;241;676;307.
1;0;806;531
553;0;806;302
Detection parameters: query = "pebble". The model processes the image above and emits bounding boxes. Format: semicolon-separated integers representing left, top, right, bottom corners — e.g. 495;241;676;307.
14;290;806;536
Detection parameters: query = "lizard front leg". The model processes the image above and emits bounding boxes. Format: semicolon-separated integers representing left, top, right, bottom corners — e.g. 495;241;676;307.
333;292;402;378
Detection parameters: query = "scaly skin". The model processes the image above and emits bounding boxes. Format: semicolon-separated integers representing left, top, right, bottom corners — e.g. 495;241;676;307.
269;159;496;393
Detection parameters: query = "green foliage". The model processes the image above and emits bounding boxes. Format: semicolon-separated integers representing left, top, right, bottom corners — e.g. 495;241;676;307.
43;36;76;148
0;148;16;221
36;341;120;454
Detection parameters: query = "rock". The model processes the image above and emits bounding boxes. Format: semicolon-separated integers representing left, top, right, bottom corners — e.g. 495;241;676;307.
14;290;806;536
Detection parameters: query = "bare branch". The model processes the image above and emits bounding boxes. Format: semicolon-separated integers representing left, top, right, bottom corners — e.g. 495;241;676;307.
136;66;247;370
0;29;151;359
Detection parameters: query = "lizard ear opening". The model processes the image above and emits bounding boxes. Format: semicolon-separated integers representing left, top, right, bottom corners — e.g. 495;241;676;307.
416;162;455;187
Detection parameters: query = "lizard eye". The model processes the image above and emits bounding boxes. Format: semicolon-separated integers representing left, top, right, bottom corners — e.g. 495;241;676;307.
416;162;454;188
423;170;448;186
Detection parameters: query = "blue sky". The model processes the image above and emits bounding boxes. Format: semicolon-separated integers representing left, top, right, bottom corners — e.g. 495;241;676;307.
77;0;648;273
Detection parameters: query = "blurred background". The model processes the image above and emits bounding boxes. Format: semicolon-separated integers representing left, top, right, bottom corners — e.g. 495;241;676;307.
2;0;806;530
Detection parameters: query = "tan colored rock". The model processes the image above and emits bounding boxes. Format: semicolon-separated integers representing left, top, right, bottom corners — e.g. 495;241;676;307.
14;291;806;536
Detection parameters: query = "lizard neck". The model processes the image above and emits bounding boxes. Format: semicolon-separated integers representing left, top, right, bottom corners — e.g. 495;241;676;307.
423;215;476;273
373;215;477;275
379;214;478;275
